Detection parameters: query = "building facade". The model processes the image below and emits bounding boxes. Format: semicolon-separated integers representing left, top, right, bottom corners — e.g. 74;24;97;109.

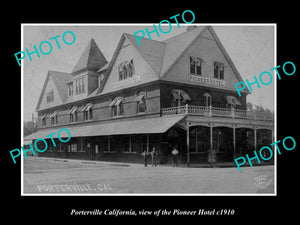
25;26;274;166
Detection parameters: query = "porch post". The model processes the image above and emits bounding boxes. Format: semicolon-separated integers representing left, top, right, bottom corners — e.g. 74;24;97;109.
254;128;257;150
186;121;190;167
233;125;236;159
210;122;213;161
146;134;149;153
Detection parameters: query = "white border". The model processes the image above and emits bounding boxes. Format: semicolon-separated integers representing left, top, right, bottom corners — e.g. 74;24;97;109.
21;23;277;196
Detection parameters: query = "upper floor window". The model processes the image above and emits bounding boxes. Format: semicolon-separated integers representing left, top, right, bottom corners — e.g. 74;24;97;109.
50;111;58;125
46;90;54;103
109;97;124;117
203;92;212;107
214;62;225;79
171;89;191;107
118;59;134;81
69;106;78;123
68;83;73;96
41;114;46;127
190;56;203;76
136;91;146;113
83;103;93;121
75;77;85;95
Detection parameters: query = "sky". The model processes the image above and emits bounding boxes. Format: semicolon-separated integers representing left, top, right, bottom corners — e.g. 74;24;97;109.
22;24;275;122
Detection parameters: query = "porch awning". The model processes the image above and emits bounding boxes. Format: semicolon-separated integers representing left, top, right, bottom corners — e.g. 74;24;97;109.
172;89;191;101
226;96;241;106
24;115;186;140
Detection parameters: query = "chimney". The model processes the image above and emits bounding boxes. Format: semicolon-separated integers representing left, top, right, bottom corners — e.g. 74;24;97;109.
186;25;197;32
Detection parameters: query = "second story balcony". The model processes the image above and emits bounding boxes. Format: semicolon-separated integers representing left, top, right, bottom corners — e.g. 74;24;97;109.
162;104;274;122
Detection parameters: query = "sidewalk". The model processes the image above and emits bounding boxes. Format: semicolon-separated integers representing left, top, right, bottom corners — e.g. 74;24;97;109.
26;156;274;169
26;156;143;168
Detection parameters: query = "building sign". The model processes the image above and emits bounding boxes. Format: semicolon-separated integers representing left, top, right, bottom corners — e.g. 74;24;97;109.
190;75;226;87
112;75;141;89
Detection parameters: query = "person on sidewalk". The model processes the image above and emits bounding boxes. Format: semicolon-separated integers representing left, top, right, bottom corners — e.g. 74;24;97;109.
141;150;148;167
171;147;179;167
150;147;158;167
208;148;216;168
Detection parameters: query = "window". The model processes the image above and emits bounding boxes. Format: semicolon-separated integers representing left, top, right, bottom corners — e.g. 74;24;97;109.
68;83;73;96
82;77;85;93
46;90;54;103
78;78;82;94
136;92;146;113
124;135;133;153
203;93;212;107
109;97;124;117
190;56;202;76
41;114;46;127
50;111;58;125
71;143;77;152
74;77;85;95
190;126;210;152
83;103;93;121
171;89;191;107
118;59;135;80
214;62;225;79
69;107;78;123
78;138;85;152
98;74;103;87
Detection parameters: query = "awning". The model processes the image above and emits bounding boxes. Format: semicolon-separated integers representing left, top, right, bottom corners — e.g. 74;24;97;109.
50;111;57;117
69;107;78;114
82;103;93;111
24;115;186;140
226;96;241;106
135;94;145;103
109;97;124;107
172;89;191;101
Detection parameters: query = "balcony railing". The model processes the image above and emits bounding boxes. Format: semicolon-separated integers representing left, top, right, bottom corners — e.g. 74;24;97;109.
162;105;274;121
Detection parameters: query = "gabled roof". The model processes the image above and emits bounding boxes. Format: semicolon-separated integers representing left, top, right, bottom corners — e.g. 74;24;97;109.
72;38;108;74
159;26;250;93
207;26;250;93
98;26;249;94
97;33;165;94
160;26;206;77
36;71;73;111
124;33;165;76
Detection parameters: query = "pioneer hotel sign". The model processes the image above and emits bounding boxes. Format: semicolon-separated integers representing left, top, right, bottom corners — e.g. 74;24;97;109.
190;75;226;87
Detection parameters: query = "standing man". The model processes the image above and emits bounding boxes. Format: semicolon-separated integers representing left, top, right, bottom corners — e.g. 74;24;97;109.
141;150;148;167
151;147;158;167
171;146;179;167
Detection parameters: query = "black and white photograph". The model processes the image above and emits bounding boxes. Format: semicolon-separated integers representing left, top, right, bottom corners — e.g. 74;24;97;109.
22;24;275;195
4;5;298;223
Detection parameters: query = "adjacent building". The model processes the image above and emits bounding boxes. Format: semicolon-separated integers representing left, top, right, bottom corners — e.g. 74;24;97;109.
25;26;274;165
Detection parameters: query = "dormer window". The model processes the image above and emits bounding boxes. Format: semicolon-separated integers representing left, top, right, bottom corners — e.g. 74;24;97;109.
75;77;86;95
118;59;134;81
68;83;73;96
